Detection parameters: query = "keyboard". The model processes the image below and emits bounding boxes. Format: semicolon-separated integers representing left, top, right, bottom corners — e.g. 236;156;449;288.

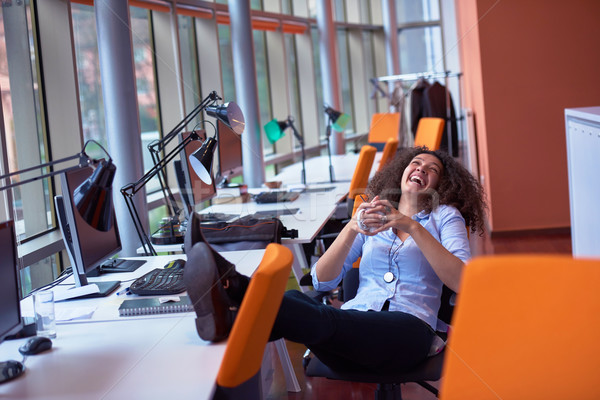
129;263;186;295
196;212;238;223
254;191;300;204
253;208;299;218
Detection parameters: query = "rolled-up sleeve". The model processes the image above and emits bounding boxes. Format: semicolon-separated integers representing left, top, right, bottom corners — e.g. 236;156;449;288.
310;233;366;291
437;207;471;263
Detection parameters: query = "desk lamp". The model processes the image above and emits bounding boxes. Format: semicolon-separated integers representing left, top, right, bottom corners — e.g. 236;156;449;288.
264;116;306;185
0;140;120;295
324;105;350;182
0;140;115;230
189;100;245;185
121;92;245;256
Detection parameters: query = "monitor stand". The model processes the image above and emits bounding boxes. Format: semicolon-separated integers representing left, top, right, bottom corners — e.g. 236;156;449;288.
56;280;121;301
95;258;145;275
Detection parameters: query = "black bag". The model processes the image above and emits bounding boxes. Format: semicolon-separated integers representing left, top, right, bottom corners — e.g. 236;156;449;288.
184;213;284;253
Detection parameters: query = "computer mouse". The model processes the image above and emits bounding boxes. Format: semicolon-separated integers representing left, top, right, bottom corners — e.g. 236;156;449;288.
164;259;186;269
18;336;53;356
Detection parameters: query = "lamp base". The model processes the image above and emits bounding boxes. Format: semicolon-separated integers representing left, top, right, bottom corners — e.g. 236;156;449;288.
151;217;185;245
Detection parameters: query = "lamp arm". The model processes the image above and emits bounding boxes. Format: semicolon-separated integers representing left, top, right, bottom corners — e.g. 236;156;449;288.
121;132;199;198
122;193;157;256
148;91;220;155
0;152;92;192
149;144;180;217
120;132;200;256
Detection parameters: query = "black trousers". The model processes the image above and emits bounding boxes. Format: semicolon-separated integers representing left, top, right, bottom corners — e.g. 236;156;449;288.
270;290;435;374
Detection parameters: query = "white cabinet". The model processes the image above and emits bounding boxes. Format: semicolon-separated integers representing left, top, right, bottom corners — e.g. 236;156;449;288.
565;107;600;257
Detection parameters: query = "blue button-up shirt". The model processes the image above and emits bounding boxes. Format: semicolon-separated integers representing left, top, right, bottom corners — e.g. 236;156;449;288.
311;204;470;330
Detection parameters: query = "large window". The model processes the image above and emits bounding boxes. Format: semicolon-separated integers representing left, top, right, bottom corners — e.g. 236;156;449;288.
398;25;443;73
284;33;301;149
217;24;236;104
396;0;444;73
72;5;160;191
255;30;272;156
178;14;202;130
311;26;326;139
0;2;50;240
336;29;354;133
1;2;60;295
1;0;453;296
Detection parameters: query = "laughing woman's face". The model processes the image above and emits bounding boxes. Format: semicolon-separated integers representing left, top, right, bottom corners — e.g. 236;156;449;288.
400;153;444;194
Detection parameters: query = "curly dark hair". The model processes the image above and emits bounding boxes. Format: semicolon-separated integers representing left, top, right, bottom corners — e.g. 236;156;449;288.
366;146;488;234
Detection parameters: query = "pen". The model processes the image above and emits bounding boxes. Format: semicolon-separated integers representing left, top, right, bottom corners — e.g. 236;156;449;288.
116;287;130;296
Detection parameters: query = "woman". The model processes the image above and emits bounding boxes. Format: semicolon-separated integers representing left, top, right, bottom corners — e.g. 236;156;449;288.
186;146;486;373
267;146;487;374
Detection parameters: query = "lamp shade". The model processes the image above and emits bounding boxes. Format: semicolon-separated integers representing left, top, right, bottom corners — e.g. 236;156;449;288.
189;136;217;185
264;119;289;144
206;102;245;135
324;106;350;131
73;159;116;232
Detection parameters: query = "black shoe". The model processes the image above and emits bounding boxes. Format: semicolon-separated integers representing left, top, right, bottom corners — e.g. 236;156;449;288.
184;212;249;305
184;242;238;342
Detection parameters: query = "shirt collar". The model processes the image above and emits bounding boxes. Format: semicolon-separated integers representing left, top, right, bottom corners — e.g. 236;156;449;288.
413;210;431;221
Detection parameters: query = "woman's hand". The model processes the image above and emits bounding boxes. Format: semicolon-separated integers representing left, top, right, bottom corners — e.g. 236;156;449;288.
367;199;416;235
353;196;384;235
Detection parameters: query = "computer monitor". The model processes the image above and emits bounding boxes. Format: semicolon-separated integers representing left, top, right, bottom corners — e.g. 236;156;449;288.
0;220;25;383
216;119;243;187
176;130;216;217
55;166;142;297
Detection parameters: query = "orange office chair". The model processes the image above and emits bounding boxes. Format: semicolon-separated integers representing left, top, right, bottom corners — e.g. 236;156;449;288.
348;145;377;201
367;113;400;151
304;268;455;399
213;244;293;400
377;137;399;172
414;117;445;151
440;254;600;400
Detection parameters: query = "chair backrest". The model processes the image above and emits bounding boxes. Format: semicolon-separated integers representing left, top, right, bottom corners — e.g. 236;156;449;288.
348;145;377;199
367;113;400;149
351;194;366;216
376;137;399;172
414;117;444;150
349;194;367;269
216;243;293;390
440;255;600;400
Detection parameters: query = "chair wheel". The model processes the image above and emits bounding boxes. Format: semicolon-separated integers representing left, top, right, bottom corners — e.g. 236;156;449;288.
302;356;311;370
302;349;312;371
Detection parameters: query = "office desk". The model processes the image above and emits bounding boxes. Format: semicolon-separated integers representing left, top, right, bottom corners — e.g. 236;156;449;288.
0;250;301;400
142;152;379;289
201;181;351;291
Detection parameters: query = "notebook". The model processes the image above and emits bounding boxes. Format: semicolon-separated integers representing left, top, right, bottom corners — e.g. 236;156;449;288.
118;295;194;317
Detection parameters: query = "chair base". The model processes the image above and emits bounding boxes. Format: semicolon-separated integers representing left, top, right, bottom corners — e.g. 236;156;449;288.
375;383;403;400
304;351;444;399
214;371;261;400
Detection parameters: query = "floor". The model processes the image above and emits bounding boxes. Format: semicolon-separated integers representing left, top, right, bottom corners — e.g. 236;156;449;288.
264;229;572;399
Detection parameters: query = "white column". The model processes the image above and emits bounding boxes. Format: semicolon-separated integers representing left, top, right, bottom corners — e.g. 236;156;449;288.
228;0;265;188
382;0;400;77
95;0;146;256
316;0;344;154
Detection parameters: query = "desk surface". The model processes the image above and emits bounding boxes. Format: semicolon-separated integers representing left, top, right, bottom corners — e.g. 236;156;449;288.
204;181;350;245
0;251;265;400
